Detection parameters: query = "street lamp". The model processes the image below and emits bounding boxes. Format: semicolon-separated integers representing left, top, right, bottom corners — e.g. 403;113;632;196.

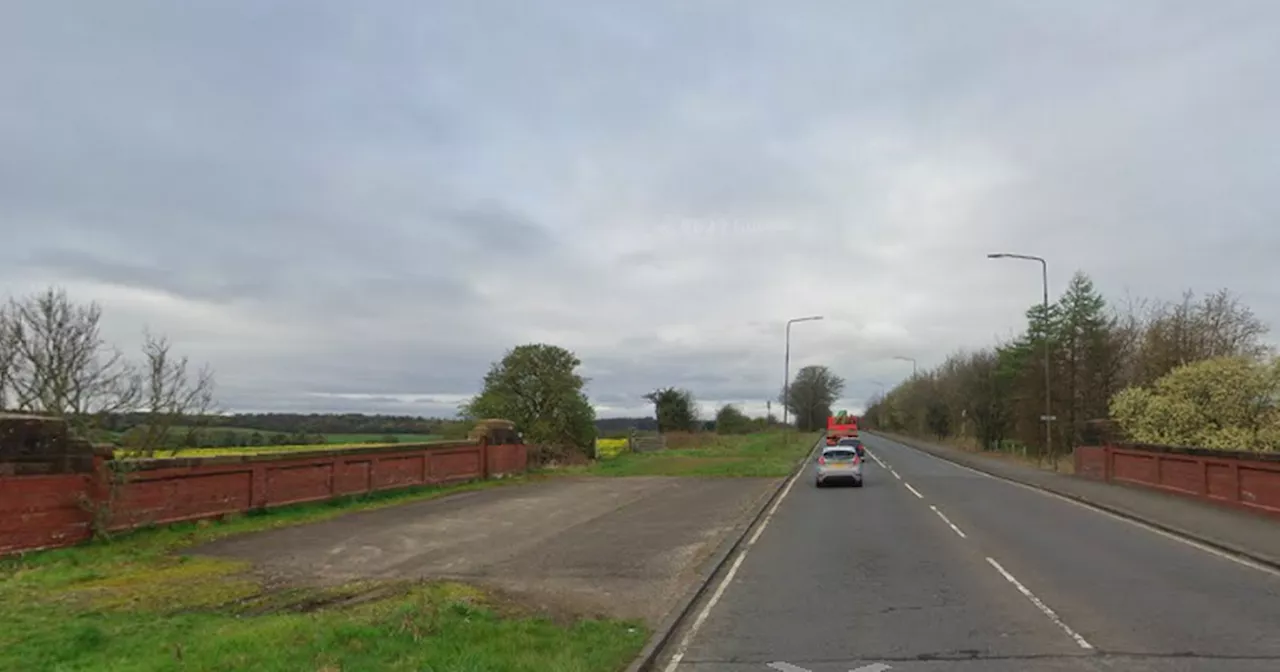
783;315;823;430
893;355;917;377
988;252;1053;467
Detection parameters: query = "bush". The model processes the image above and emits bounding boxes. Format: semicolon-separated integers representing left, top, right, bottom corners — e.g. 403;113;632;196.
715;404;753;434
1110;356;1280;451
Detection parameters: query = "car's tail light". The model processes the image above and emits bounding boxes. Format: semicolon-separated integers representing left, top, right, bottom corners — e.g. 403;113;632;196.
817;456;826;465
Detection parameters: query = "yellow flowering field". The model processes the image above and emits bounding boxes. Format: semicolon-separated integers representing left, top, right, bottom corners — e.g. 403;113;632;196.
595;437;629;458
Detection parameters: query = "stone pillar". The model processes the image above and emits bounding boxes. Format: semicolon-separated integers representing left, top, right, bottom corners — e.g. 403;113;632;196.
0;413;98;475
468;419;521;479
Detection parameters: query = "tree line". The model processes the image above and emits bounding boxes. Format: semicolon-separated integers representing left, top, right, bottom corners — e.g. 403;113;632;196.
460;342;848;462
4;286;848;458
863;272;1277;459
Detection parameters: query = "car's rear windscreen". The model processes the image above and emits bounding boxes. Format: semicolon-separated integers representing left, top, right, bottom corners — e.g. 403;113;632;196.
823;450;856;461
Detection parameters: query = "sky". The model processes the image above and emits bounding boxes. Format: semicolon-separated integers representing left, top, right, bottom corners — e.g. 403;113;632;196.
3;1;1279;420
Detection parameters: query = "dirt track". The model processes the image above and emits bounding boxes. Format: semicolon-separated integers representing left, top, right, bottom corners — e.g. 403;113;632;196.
192;475;778;625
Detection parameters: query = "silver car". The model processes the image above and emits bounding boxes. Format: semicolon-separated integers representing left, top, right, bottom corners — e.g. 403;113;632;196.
815;445;863;487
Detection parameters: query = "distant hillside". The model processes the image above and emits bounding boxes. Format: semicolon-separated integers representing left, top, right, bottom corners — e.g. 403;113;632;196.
91;412;470;438
80;411;668;442
594;416;658;435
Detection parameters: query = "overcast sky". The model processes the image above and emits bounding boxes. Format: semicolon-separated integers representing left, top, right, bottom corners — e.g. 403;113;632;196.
3;1;1278;419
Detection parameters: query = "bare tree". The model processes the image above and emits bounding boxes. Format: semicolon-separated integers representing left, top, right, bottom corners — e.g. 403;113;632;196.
0;303;15;410
125;331;218;456
1135;289;1271;385
1195;289;1271;360
5;288;140;429
2;287;219;454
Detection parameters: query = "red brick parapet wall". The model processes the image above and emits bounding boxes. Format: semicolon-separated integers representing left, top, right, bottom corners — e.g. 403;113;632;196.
1075;443;1280;520
0;414;527;556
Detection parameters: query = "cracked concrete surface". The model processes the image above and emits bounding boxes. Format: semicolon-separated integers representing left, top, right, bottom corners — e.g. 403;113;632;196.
192;475;778;625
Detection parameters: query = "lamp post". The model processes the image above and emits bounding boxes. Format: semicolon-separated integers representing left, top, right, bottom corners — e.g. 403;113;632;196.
988;252;1053;468
893;355;917;377
783;316;823;436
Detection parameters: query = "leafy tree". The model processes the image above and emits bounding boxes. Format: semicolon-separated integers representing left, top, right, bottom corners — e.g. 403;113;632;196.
462;343;597;451
714;403;752;434
1110;356;1280;451
783;365;845;431
863;271;1276;455
644;386;700;432
925;400;951;439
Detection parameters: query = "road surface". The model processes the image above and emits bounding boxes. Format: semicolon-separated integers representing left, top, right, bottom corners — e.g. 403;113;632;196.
658;433;1280;671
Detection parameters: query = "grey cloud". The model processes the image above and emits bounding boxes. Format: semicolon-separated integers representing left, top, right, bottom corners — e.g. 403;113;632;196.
22;248;276;304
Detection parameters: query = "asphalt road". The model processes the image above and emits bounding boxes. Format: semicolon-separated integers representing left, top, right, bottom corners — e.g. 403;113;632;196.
658;433;1280;672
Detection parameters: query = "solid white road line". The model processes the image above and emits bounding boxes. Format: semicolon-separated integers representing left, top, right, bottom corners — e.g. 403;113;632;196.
986;557;1093;650
661;440;821;671
878;437;1280;578
768;663;892;672
903;482;924;499
930;505;967;538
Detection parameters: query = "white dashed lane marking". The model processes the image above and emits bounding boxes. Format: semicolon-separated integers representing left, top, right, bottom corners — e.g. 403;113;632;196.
930;505;967;538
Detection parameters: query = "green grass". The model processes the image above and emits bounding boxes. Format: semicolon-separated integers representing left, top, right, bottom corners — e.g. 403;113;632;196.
572;430;822;477
0;474;648;671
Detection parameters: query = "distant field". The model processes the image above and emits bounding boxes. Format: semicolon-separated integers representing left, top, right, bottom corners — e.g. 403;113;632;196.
146;427;446;443
595;437;629;458
108;427;448;458
314;432;444;443
120;442;453;459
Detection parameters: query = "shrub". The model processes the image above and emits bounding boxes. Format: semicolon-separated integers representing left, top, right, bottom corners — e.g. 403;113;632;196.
1110;356;1280;451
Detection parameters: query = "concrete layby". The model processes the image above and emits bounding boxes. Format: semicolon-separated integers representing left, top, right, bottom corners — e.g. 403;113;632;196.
193;475;781;627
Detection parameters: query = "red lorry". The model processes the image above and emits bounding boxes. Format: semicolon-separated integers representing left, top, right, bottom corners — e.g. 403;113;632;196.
826;411;859;445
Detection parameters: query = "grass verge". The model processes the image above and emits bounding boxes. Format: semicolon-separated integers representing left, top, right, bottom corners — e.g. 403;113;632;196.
571;430;822;477
0;475;647;671
875;431;1076;474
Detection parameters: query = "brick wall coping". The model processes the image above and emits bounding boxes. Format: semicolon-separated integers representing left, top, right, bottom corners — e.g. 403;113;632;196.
1108;442;1280;464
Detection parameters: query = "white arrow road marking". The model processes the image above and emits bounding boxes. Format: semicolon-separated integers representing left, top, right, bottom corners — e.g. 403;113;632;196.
766;663;892;671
